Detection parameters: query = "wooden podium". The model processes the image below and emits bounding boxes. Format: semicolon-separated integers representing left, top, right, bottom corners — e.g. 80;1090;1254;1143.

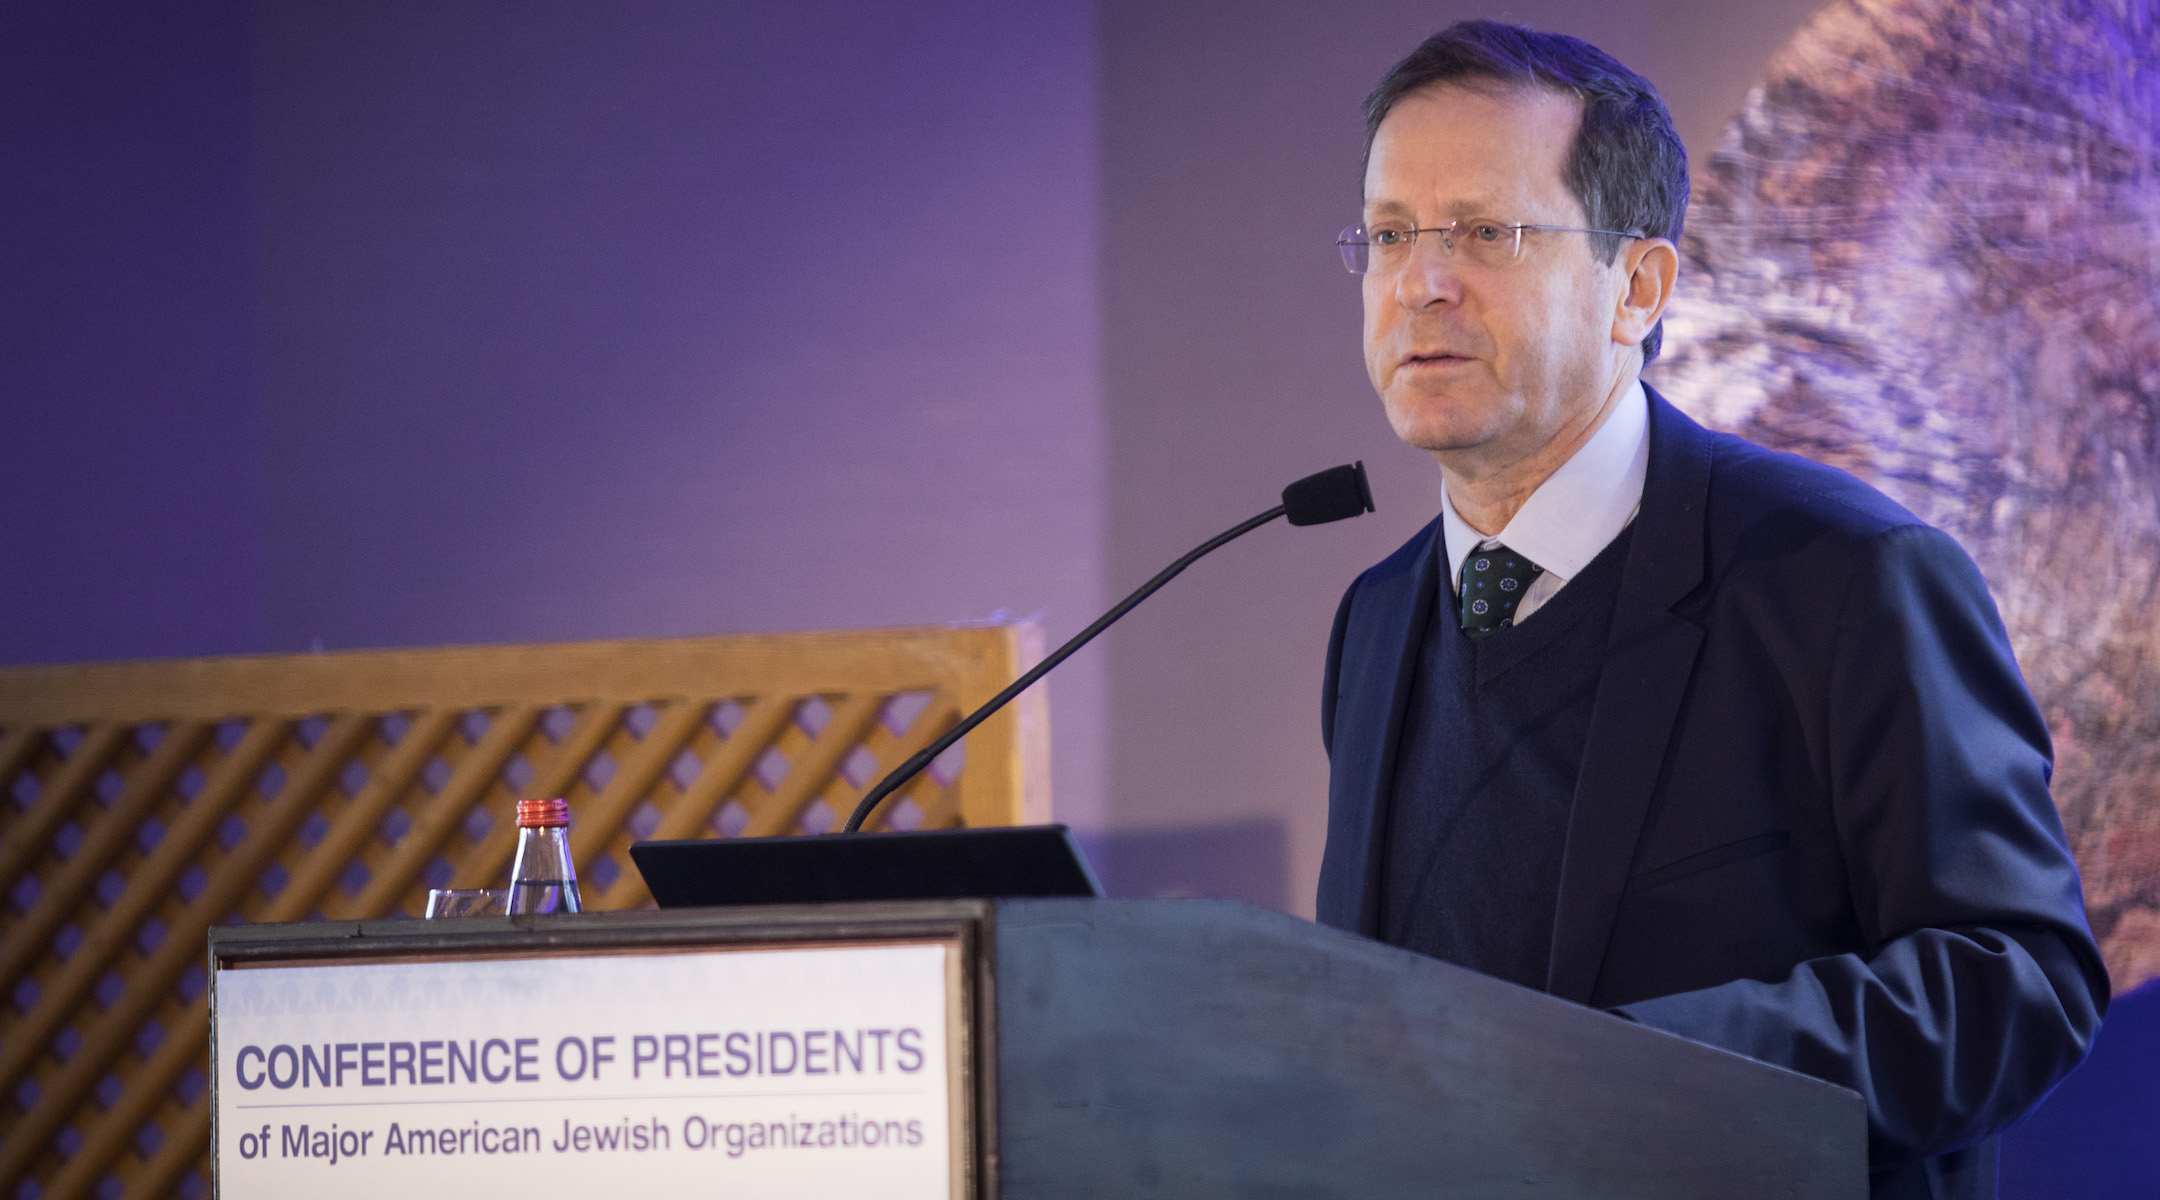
209;898;1864;1199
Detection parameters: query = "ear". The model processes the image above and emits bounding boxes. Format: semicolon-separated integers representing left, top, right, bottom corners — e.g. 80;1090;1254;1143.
1611;236;1678;352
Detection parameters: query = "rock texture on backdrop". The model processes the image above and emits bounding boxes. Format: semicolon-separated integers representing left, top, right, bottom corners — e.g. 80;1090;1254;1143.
1649;0;2160;991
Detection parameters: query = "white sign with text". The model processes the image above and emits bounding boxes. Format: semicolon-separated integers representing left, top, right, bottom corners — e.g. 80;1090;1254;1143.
213;941;956;1199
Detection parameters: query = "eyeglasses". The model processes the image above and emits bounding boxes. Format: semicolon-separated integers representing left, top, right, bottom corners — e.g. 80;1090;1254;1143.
1337;218;1637;275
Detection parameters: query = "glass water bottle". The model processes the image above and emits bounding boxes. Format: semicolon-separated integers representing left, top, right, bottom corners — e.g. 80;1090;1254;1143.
506;797;582;914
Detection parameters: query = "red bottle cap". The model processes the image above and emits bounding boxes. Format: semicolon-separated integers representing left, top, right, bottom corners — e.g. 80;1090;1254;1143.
516;798;571;828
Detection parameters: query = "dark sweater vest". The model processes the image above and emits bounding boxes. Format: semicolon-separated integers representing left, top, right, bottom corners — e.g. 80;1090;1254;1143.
1378;522;1635;990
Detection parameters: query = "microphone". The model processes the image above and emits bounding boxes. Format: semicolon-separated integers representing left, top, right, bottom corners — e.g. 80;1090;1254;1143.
842;462;1375;833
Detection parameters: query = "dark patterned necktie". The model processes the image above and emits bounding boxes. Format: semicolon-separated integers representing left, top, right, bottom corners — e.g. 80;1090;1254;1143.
1460;543;1545;640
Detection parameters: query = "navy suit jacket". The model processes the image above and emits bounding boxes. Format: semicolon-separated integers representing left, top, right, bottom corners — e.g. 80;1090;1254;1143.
1319;391;2109;1198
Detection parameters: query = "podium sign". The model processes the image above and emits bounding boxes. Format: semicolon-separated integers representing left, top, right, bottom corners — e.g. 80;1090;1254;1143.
216;899;1864;1198
210;910;978;1199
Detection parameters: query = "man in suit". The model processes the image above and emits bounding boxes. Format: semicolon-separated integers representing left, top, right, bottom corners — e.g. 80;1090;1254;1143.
1317;21;2109;1200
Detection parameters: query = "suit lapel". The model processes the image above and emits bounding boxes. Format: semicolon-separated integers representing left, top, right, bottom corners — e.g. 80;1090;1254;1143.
1545;391;1713;1003
1322;517;1442;937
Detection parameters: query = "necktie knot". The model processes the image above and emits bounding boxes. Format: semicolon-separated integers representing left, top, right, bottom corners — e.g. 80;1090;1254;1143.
1460;543;1544;640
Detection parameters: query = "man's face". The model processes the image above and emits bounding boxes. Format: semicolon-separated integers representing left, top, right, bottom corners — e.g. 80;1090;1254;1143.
1361;84;1625;468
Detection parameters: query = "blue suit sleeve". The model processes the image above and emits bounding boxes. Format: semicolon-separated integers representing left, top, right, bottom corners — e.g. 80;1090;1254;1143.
1615;523;2109;1166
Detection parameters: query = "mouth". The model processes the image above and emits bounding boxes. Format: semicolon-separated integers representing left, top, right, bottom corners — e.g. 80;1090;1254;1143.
1400;351;1474;369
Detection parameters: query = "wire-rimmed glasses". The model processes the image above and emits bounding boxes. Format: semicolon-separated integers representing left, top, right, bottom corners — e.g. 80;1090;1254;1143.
1337;218;1638;275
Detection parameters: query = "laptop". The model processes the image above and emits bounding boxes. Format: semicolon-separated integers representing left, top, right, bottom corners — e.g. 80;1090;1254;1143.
630;824;1103;908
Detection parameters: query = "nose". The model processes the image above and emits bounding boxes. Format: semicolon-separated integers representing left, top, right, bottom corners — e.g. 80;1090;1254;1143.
1390;232;1463;310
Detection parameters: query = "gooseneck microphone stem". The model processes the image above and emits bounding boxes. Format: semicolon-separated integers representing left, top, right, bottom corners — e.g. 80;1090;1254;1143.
842;503;1290;834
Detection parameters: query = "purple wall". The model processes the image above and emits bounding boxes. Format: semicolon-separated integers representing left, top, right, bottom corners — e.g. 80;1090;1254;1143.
2;0;1108;826
248;0;1106;825
0;0;265;663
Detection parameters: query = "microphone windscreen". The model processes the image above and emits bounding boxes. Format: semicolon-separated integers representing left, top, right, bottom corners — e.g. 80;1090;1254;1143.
1282;462;1376;526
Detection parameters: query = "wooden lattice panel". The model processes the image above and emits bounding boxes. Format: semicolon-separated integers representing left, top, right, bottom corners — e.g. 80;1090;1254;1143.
0;625;1048;1200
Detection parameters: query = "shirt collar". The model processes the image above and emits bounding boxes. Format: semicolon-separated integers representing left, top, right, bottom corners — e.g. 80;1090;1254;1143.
1441;379;1649;591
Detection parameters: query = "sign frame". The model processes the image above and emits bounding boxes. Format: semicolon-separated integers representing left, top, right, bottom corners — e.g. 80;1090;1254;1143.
207;900;997;1199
